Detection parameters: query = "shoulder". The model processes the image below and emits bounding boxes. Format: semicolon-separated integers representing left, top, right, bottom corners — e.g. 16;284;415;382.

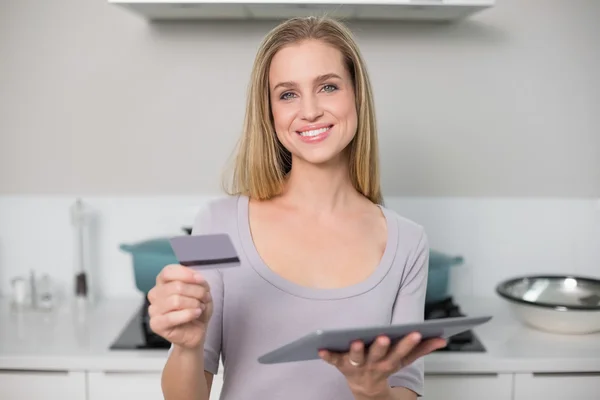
191;194;245;235
380;205;429;256
202;194;242;215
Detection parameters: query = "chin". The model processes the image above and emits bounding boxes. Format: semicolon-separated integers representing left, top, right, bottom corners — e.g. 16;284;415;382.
293;148;348;166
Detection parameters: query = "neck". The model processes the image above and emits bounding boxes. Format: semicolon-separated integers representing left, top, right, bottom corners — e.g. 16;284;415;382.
281;154;357;214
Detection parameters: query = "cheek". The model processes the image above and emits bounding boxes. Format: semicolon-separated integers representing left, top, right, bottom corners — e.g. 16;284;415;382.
329;96;357;128
271;103;297;146
271;103;295;130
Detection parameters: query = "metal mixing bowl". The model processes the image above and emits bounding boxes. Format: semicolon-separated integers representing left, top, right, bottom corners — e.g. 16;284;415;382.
496;275;600;334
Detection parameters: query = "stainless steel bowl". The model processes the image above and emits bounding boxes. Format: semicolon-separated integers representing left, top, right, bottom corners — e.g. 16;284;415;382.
496;275;600;334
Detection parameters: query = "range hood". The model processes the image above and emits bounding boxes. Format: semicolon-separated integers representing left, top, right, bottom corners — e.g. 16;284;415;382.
109;0;495;22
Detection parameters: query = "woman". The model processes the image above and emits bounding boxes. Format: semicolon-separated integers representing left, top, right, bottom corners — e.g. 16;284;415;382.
147;16;446;400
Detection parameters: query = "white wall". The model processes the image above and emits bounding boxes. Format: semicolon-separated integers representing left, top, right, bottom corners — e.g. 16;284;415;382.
1;0;599;196
1;0;599;301
0;195;599;300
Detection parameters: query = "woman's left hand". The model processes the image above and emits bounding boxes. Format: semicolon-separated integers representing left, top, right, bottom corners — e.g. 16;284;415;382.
319;332;447;397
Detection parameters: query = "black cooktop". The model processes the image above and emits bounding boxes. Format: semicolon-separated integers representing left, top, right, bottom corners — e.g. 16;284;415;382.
425;297;486;352
110;296;485;352
110;297;171;350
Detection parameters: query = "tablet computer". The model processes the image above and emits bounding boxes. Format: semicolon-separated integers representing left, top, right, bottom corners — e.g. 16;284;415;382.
257;315;492;364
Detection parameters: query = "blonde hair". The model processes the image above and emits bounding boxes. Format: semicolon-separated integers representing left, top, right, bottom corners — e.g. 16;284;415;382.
222;16;382;204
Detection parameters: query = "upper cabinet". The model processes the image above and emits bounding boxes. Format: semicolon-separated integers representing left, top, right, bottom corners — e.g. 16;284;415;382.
108;0;495;22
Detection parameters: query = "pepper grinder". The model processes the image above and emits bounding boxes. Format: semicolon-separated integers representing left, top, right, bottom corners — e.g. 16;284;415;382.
29;270;37;309
70;198;90;304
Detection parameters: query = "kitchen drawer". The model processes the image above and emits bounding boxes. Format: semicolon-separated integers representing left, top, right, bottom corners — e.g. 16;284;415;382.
88;370;224;400
514;372;600;400
423;372;513;400
88;371;164;400
0;369;86;400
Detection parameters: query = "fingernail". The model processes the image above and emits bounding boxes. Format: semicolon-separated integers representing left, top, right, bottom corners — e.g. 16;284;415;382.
194;273;204;283
413;333;422;342
195;308;203;316
199;302;206;310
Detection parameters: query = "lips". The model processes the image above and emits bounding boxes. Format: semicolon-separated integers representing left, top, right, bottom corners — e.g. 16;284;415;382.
295;124;333;143
297;126;331;137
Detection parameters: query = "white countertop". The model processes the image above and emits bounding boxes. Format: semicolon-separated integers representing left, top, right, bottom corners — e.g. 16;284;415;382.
0;296;168;372
1;295;599;374
425;297;600;374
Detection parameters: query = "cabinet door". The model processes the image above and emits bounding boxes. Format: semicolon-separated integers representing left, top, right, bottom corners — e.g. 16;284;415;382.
88;370;225;400
0;369;86;400
514;372;600;400
210;373;224;400
423;373;513;400
88;371;164;400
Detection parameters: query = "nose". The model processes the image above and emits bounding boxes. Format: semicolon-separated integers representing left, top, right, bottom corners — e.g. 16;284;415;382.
300;94;323;122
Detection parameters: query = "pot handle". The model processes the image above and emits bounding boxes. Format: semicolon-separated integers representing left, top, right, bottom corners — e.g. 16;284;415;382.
450;255;464;265
119;243;134;252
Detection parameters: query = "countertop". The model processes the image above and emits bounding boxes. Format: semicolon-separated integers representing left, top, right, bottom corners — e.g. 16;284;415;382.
1;295;599;374
0;296;168;372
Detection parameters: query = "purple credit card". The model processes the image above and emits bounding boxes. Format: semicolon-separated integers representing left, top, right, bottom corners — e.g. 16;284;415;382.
169;233;241;269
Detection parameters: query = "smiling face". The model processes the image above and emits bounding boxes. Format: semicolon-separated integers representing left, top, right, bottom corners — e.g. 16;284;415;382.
268;39;358;167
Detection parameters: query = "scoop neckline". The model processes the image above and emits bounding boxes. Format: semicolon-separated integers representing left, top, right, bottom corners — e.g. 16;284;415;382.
236;195;398;300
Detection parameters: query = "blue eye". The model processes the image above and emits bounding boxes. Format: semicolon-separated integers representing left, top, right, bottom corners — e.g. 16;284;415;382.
322;84;338;93
280;92;296;100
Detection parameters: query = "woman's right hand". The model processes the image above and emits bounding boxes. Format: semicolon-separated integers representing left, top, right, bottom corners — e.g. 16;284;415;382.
147;264;213;350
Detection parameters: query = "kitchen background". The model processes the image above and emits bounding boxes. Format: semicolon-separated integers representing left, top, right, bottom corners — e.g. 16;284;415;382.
1;0;599;303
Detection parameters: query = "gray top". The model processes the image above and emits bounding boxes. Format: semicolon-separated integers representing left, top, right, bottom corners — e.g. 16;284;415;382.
185;195;429;399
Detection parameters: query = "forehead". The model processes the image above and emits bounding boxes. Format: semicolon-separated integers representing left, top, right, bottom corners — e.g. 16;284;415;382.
269;40;347;86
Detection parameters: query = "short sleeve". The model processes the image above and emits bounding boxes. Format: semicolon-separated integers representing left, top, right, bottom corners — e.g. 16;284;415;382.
190;203;224;375
388;229;429;397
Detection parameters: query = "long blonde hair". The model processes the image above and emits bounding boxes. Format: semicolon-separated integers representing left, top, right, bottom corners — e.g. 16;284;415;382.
222;16;382;204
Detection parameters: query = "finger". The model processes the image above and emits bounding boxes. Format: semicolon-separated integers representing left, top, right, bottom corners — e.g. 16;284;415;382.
162;280;210;302
318;350;341;367
157;264;206;286
147;286;158;303
366;336;391;363
387;332;424;367
150;308;203;333
401;338;447;367
347;340;365;367
148;303;160;318
157;294;204;314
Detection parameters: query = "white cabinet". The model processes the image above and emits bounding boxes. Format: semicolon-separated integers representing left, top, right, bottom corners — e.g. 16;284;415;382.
514;372;600;400
0;369;86;400
87;370;224;400
423;373;513;400
88;371;164;400
210;373;224;400
5;368;598;400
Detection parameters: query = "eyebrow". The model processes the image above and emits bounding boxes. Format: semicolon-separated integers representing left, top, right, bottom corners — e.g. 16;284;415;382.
272;73;343;92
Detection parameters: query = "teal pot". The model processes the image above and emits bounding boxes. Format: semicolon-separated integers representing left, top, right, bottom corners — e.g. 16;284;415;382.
120;238;179;294
426;250;464;304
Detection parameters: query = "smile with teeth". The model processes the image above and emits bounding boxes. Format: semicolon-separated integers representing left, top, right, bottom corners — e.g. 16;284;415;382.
297;126;332;137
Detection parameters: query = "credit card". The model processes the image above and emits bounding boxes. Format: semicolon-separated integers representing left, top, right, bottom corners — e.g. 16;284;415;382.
169;233;241;269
